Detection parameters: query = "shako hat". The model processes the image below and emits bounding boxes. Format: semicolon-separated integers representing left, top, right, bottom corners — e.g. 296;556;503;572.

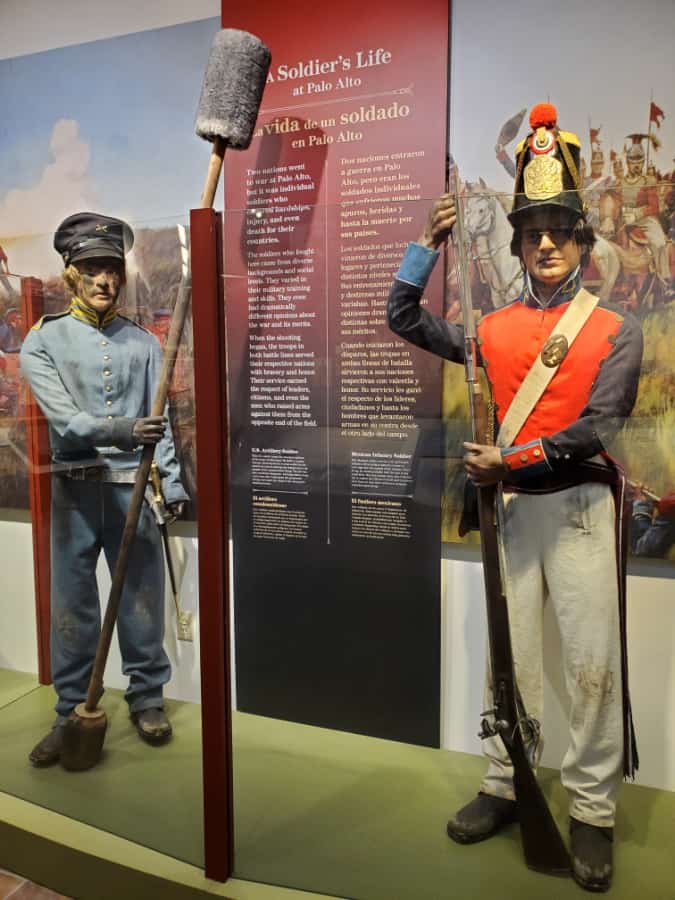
508;103;584;225
54;212;134;267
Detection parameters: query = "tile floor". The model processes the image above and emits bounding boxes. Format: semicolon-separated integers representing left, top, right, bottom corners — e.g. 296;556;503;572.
0;869;69;900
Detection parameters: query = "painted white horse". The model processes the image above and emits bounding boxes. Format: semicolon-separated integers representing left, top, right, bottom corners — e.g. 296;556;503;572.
464;183;522;307
464;180;621;306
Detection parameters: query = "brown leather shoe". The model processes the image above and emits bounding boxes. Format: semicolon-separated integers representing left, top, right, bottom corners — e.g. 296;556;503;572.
447;792;518;844
29;723;65;766
131;707;172;745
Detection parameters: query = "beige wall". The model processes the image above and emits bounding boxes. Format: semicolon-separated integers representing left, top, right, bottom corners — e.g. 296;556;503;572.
0;0;219;59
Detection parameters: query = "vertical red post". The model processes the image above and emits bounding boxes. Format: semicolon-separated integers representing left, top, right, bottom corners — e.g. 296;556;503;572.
191;208;232;882
20;277;52;684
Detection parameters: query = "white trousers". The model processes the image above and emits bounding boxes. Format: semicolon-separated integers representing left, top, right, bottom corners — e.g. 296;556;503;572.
479;483;624;828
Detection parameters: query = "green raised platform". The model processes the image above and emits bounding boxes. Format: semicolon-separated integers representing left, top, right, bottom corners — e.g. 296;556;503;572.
0;669;673;900
0;678;203;866
0;668;39;708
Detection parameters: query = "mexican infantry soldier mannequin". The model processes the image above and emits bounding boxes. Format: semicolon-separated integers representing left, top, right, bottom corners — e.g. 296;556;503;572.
388;105;643;892
21;213;188;764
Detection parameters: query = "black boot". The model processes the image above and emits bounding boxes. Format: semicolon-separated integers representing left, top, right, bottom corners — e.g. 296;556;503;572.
131;707;172;745
447;792;517;844
29;722;65;766
570;817;613;893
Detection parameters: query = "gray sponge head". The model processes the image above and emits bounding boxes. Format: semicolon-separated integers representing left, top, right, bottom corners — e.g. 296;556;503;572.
195;29;271;150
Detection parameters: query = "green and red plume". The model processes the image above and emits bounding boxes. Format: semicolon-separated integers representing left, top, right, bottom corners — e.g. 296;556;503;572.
529;102;557;130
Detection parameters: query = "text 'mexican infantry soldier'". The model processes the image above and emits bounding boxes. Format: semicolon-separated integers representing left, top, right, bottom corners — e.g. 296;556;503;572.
388;103;643;893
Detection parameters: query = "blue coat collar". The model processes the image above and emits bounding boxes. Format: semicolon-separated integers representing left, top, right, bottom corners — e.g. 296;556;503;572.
522;266;582;308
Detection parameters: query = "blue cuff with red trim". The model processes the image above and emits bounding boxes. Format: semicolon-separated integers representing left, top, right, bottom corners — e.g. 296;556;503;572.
394;242;439;289
501;438;553;482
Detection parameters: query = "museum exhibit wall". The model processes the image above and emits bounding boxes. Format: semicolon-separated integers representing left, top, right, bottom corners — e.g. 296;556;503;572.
0;0;673;791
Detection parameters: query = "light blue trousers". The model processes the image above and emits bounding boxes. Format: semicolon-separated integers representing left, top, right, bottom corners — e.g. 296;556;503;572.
50;477;170;718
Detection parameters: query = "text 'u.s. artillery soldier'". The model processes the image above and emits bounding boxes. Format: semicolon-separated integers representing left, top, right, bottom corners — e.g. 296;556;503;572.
20;213;188;765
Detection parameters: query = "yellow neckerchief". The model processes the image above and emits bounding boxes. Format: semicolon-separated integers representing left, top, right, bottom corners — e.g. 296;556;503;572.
69;295;118;329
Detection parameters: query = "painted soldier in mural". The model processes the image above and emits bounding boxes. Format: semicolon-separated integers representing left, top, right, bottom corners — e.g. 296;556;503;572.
0;307;23;353
388;104;644;892
615;137;672;296
20;213;188;765
611;151;624;182
0;244;13;306
583;138;614;231
631;488;675;558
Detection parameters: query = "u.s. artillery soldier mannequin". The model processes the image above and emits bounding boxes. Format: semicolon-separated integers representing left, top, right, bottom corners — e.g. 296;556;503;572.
388;105;643;892
21;213;188;764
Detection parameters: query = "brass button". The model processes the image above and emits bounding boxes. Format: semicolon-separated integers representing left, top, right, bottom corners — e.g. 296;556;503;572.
520;453;528;462
103;355;110;361
101;340;108;346
106;400;112;407
105;386;112;393
107;415;113;420
533;449;541;457
103;369;111;376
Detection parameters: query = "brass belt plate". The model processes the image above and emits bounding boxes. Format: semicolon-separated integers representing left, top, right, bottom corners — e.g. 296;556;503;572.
541;333;569;367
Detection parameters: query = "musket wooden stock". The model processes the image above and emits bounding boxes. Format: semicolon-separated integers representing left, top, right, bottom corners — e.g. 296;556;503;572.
451;171;569;875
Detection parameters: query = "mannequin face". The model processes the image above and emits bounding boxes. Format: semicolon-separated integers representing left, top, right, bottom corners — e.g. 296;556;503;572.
74;257;124;313
520;210;581;290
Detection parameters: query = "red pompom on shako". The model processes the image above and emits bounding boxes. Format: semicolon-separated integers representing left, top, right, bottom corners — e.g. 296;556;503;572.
529;102;557;130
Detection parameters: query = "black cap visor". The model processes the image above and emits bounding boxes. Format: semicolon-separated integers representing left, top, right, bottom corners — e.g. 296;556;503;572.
508;194;583;227
67;238;126;265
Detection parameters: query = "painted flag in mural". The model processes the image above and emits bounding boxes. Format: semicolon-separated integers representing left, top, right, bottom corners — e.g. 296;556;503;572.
649;101;665;128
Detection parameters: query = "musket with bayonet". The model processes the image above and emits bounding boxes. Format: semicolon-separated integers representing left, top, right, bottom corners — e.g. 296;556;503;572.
450;166;570;876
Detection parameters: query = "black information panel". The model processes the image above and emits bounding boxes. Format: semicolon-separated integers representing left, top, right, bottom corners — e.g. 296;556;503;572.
224;0;449;746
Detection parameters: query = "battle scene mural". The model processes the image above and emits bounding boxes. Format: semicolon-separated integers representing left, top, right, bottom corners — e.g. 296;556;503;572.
442;103;674;558
0;4;673;558
0;19;219;516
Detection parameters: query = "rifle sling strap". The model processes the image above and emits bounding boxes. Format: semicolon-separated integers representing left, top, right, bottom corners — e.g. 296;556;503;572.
496;288;599;449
